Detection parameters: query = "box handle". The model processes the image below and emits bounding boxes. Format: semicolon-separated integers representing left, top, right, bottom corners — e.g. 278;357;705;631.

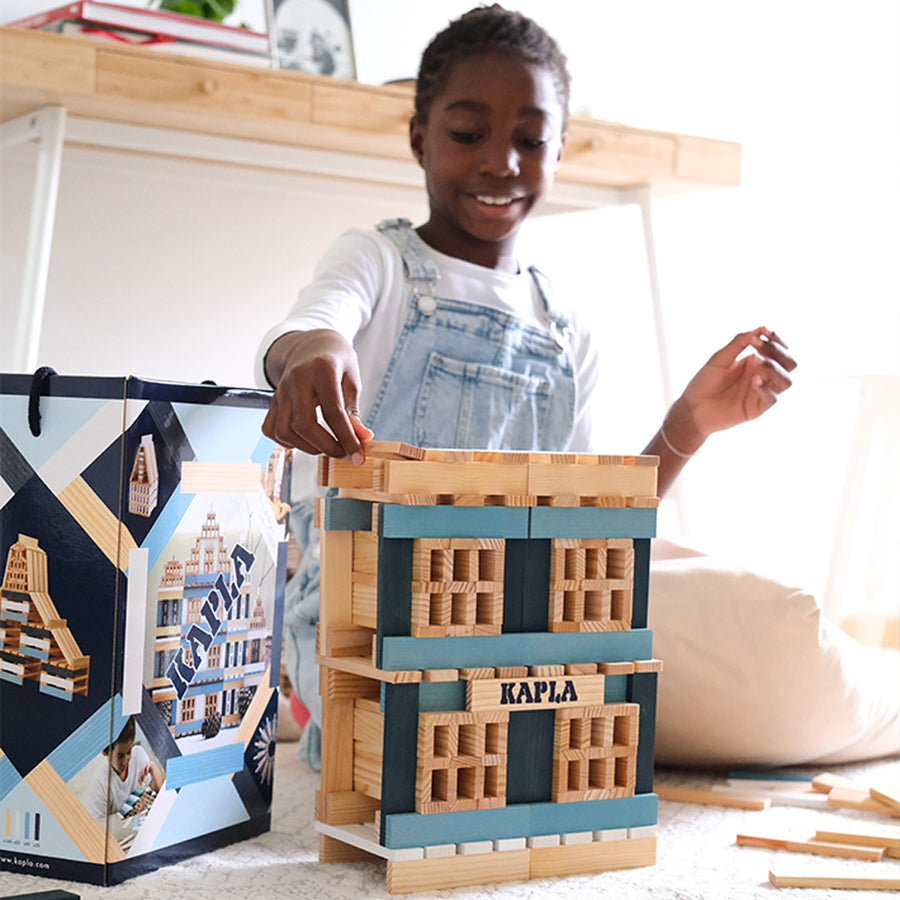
28;365;57;436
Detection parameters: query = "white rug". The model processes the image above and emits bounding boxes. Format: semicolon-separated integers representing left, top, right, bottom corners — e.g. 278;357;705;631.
1;745;897;900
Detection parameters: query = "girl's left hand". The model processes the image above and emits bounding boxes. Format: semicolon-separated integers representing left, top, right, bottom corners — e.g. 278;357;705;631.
679;326;797;440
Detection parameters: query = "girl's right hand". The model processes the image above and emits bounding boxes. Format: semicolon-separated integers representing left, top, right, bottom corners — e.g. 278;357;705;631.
262;329;373;461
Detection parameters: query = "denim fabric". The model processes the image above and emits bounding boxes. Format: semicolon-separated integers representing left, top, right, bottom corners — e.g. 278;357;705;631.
285;219;576;768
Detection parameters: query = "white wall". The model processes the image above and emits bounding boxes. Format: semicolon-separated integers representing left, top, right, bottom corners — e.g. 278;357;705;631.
2;1;898;615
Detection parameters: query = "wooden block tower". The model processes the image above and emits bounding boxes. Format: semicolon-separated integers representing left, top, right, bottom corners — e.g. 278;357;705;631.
314;441;661;893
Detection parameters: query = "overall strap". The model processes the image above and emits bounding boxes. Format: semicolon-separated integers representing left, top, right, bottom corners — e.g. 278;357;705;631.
527;265;571;337
376;218;440;291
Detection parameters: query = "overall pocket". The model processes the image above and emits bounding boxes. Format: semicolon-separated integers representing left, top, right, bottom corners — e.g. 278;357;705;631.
413;351;553;450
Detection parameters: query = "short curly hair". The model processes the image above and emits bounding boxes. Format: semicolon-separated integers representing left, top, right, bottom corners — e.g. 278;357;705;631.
415;4;570;125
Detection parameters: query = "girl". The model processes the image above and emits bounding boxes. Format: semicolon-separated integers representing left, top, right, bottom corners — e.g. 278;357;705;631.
256;5;795;767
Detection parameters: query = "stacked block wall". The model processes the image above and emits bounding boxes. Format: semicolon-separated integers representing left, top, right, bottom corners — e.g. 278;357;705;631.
315;444;660;893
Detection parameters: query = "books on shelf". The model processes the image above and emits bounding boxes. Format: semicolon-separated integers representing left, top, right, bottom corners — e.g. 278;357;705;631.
8;1;272;66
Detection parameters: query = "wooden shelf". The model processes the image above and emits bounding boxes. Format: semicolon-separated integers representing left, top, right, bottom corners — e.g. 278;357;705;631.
0;27;740;201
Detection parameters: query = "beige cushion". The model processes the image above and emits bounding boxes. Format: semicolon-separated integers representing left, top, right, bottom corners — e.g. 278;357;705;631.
649;555;900;767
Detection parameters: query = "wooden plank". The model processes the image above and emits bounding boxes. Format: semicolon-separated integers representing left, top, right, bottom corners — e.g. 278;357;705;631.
380;459;529;498
318;832;379;863
769;870;900;890
815;823;900;857
655;785;770;810
318;527;354;632
736;831;885;861
811;771;859;793
526;462;657;501
387;849;531;893
529;835;657;878
827;785;899;816
870;783;900;815
323;789;381;826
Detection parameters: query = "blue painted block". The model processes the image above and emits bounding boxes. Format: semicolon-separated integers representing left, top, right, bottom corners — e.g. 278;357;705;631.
379;682;420;843
604;674;629;702
380;629;653;671
165;741;245;789
728;769;813;783
418;680;467;711
383;793;658;849
374;537;413;667
529;507;657;539
632;538;651;628
506;709;554;804
378;504;530;538
322;497;373;532
0;671;24;686
627;672;658;796
503;540;550;633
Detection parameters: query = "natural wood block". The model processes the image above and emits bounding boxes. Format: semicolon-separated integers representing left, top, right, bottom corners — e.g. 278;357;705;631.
828;785;899;816
352;530;379;573
736;831;886;860
422;668;459;682
364;440;426;460
633;659;663;673
353;748;383;800
598;661;636;675
353;703;384;747
323;790;381;826
322;624;375;658
386;849;531;893
529;836;657;879
769;871;900;890
811;771;860;793
468;674;605;712
871;783;900;815
814;823;900;856
318;832;379;863
380;459;529;498
654;785;770;810
320;527;354;628
459;667;495;680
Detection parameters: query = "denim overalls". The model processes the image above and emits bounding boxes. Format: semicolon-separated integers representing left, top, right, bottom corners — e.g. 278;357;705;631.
286;218;577;767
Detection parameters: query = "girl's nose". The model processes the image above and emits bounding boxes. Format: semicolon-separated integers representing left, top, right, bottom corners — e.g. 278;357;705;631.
480;142;519;177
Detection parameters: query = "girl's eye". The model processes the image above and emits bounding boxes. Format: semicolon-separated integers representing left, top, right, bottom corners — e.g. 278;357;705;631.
520;138;547;151
450;131;481;144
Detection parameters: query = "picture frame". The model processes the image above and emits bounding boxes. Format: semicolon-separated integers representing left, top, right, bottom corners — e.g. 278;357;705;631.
267;0;356;79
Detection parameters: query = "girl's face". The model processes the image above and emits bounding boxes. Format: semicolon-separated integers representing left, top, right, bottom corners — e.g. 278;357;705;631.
410;50;566;271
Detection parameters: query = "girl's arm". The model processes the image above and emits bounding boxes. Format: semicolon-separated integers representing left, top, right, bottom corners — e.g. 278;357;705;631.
645;327;797;496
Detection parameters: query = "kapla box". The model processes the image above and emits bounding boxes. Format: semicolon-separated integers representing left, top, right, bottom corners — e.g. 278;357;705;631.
0;374;288;884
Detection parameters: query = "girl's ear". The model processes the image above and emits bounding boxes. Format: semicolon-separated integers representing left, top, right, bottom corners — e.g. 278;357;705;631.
556;130;567;167
409;115;425;165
